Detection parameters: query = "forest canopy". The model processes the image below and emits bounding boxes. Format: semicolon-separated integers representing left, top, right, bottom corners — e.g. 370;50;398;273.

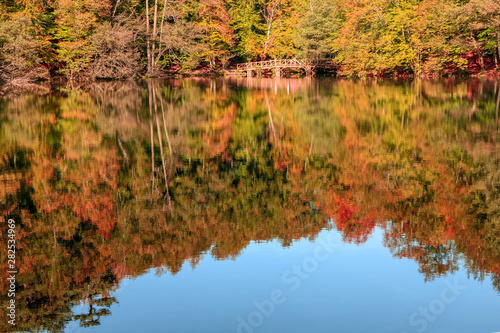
1;0;500;82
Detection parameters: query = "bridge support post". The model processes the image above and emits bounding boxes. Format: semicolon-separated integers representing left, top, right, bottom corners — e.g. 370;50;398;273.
256;67;262;77
305;66;314;76
275;67;281;78
246;69;252;77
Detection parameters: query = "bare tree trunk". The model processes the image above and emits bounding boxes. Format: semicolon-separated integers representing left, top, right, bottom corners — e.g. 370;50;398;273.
151;0;159;75
112;0;122;18
496;80;499;135
154;88;172;209
146;0;151;74
497;26;500;67
262;0;280;56
156;0;169;65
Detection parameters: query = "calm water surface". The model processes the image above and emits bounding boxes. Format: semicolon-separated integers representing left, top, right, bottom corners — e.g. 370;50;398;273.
0;78;499;333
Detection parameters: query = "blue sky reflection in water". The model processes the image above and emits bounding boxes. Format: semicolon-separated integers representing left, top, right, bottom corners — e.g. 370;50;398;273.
1;78;500;333
67;227;500;333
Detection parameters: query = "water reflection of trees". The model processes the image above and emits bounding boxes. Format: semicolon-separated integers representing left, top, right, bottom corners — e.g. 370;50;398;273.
0;78;499;331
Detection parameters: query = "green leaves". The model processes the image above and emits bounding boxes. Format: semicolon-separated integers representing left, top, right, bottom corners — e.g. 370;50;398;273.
295;0;338;59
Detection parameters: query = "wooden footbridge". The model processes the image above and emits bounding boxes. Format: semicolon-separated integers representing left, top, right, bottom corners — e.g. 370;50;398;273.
225;58;335;77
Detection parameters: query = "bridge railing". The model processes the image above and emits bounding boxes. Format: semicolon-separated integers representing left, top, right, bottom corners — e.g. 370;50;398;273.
236;58;331;70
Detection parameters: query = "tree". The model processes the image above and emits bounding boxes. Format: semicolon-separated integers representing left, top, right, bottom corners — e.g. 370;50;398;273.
459;0;500;69
144;0;207;75
332;0;465;76
261;0;281;56
228;0;266;60
54;0;112;80
295;0;338;59
87;21;141;79
155;17;207;71
198;0;235;70
0;14;49;84
263;0;301;58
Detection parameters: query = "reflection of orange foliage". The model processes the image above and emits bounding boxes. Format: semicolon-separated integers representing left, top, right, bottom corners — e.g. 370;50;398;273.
0;172;24;202
61;111;91;121
203;103;237;158
3;79;500;332
34;113;120;239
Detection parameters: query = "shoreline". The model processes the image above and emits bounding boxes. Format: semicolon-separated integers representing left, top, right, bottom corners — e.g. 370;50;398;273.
2;70;500;97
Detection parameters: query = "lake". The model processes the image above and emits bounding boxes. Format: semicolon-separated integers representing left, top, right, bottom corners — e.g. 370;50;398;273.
0;78;499;333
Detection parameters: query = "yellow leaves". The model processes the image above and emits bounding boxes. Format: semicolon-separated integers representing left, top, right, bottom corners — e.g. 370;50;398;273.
334;0;461;76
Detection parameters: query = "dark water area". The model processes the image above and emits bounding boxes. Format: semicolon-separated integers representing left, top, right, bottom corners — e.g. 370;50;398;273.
0;78;499;332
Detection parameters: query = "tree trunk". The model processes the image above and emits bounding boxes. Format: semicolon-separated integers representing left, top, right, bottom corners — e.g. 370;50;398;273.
112;0;122;17
262;0;279;56
471;32;485;73
156;0;169;65
496;81;499;132
497;26;500;68
151;0;158;75
146;0;151;75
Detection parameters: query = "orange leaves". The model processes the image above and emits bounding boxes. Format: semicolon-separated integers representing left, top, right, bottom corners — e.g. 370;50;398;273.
198;0;235;68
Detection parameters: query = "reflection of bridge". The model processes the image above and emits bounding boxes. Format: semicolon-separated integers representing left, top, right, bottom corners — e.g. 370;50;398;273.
224;77;317;93
226;58;335;77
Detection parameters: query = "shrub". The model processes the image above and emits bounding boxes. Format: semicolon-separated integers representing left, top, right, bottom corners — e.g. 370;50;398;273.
0;14;49;84
87;22;140;80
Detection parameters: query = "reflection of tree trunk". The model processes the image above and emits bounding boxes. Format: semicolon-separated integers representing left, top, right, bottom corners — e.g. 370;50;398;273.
117;137;129;167
308;135;314;157
264;93;277;143
52;226;57;285
304;135;314;171
148;84;155;194
470;99;477;122
159;96;173;163
154;88;172;210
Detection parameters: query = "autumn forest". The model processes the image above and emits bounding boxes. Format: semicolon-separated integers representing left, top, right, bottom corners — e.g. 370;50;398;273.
2;0;500;85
